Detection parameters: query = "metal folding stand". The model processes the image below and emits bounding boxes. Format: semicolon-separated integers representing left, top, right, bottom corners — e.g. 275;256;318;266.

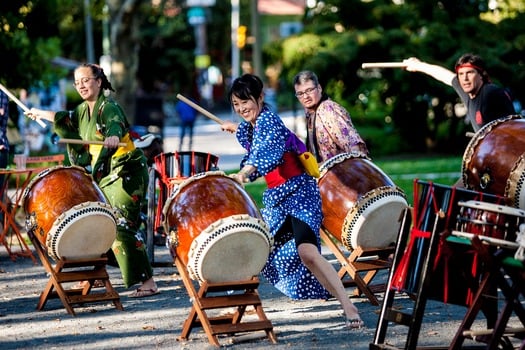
370;180;506;350
448;237;525;349
174;255;277;347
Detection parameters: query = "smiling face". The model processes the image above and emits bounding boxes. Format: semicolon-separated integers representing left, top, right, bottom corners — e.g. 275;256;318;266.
231;94;263;124
73;66;101;102
457;66;483;98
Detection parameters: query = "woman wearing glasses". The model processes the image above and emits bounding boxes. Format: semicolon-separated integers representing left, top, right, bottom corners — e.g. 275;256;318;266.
293;71;368;162
25;63;159;298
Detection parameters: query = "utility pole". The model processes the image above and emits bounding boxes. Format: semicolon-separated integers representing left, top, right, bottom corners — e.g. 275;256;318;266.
84;0;95;63
251;0;262;78
231;0;240;80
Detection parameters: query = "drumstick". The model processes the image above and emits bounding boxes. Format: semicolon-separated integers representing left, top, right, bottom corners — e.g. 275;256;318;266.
0;83;47;128
176;93;224;125
361;62;408;69
57;138;127;147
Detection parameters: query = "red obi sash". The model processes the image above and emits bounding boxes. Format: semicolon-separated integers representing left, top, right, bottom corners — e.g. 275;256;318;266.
264;152;304;188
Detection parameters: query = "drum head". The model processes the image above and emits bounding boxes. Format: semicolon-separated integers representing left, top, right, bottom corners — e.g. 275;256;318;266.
187;214;271;283
343;186;408;250
47;202;118;261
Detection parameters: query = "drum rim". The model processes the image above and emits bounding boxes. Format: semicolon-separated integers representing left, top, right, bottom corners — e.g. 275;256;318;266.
342;186;408;250
318;151;369;177
461;115;523;191
186;214;271;282
458;200;525;217
46;201;118;261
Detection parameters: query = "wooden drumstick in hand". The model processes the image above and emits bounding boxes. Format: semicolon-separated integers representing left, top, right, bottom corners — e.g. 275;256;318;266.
0;83;47;128
176;94;225;125
361;62;408;69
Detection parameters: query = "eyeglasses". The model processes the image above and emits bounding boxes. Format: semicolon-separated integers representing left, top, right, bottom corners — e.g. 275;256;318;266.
295;86;318;98
73;77;96;87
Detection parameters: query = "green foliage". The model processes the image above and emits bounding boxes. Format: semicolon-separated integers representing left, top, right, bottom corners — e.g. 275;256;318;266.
267;0;525;156
243;155;463;209
1;1;66;88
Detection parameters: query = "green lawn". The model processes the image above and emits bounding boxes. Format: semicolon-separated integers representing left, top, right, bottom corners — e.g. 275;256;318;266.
244;155;463;207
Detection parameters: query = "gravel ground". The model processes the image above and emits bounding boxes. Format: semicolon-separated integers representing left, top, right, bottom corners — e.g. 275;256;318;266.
1;236;524;350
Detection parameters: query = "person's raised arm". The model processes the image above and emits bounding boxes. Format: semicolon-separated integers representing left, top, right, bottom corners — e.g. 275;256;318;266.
402;57;455;86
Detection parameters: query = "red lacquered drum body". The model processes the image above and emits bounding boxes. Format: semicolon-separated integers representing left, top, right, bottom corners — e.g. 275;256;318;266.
462;115;525;209
163;171;271;283
318;153;408;251
23;166;117;261
456;200;525;242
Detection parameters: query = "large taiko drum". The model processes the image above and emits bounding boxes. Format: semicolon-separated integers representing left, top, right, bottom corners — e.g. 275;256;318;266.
317;153;408;251
462;115;525;209
162;171;272;283
23;166;118;261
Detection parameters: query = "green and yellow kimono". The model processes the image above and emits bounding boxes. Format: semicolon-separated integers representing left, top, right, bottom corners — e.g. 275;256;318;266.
53;93;153;288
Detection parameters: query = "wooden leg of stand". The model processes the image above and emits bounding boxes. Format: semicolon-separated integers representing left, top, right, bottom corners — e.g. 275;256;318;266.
28;230;123;316
174;255;277;346
320;229;392;306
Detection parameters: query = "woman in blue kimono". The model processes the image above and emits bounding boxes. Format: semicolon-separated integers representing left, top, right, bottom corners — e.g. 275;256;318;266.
221;74;363;329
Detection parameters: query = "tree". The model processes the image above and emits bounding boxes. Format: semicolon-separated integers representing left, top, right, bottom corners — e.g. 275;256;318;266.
0;1;68;89
268;0;525;155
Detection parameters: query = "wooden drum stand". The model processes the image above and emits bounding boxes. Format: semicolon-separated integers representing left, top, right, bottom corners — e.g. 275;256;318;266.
320;228;394;306
28;229;123;316
174;255;277;347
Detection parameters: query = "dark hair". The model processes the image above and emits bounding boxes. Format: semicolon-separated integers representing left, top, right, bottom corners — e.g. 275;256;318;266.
228;74;264;104
293;70;320;86
76;63;115;92
454;53;490;83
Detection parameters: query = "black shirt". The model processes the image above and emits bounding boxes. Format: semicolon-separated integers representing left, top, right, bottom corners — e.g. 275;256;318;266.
452;76;515;132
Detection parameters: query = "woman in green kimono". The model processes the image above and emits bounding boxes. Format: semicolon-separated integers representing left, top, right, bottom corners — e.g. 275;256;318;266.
26;63;158;298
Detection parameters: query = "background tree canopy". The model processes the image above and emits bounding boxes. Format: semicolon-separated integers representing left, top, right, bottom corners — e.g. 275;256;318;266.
1;0;524;156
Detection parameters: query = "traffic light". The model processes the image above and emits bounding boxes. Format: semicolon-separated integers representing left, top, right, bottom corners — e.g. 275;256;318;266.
237;25;247;48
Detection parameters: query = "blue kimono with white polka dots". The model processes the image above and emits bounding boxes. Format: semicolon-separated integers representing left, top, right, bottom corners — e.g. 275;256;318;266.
236;106;330;300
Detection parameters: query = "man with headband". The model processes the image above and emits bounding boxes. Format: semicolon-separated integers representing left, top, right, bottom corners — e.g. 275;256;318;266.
403;53;515;131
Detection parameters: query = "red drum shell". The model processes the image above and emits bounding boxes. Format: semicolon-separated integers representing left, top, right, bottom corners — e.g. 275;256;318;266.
162;171;271;283
318;153;408;251
462;115;525;209
456;200;525;242
23;166;117;260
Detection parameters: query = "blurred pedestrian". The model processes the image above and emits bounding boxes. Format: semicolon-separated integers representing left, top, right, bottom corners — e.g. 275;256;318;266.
175;97;197;151
0;91;10;189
